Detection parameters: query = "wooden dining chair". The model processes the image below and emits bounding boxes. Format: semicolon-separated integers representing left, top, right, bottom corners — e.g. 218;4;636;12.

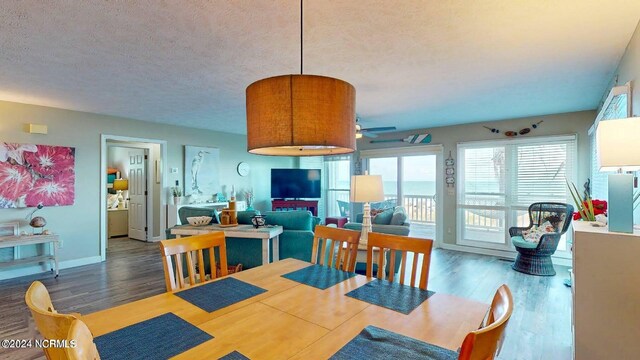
25;281;80;360
365;232;434;290
311;225;361;272
457;284;514;360
159;232;228;292
65;319;101;360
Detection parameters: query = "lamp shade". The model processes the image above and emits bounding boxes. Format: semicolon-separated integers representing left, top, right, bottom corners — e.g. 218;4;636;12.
113;179;129;191
597;117;640;171
350;175;384;203
246;74;356;156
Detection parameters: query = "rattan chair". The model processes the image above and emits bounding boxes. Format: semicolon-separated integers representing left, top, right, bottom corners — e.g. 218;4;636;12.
509;202;574;276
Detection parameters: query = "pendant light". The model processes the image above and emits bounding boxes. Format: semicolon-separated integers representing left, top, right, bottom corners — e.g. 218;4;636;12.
245;0;356;156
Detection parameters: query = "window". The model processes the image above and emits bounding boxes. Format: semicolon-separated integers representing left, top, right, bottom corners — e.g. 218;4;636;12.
457;135;576;252
323;155;351;218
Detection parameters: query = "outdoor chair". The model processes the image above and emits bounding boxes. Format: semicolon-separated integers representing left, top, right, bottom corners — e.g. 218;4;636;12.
509;202;574;276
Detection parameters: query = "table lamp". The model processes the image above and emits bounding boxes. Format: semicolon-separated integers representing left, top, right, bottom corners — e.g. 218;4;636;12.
597;117;640;233
113;179;129;210
350;173;384;247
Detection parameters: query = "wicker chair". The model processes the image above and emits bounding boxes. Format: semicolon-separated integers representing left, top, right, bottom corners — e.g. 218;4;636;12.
509;202;574;276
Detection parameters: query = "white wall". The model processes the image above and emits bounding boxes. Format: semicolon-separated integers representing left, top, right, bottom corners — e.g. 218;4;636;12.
357;110;595;245
0;100;293;279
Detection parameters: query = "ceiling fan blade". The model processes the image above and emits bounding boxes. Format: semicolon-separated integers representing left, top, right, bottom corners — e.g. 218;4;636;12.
362;132;378;138
362;126;397;132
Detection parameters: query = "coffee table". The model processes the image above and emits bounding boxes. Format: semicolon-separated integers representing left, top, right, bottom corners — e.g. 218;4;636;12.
170;224;283;265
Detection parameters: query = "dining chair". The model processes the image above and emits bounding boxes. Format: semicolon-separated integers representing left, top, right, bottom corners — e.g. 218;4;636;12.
24;281;79;360
365;232;434;290
159;232;228;292
65;319;101;360
457;284;514;360
311;225;361;272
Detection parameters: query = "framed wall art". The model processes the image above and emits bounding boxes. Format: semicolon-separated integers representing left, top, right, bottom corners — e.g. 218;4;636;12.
184;145;220;197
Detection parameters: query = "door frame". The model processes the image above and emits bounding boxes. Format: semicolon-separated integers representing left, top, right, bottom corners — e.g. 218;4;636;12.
359;145;444;247
100;134;168;261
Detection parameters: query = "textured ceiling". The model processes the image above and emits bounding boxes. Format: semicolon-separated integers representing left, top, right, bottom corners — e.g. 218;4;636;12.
0;1;639;134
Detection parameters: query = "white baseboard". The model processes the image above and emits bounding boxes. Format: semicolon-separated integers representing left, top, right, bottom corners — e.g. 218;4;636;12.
438;243;572;267
0;255;103;281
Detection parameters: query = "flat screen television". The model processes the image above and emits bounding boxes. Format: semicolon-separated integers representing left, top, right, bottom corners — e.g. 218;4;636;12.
271;169;321;199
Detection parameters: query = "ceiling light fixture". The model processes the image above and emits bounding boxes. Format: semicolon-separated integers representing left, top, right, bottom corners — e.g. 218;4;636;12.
245;0;356;156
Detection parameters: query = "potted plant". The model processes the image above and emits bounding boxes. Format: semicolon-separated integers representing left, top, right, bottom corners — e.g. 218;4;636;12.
171;187;183;205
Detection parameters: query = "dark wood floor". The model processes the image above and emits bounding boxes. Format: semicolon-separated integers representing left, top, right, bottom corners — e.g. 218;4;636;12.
0;237;572;360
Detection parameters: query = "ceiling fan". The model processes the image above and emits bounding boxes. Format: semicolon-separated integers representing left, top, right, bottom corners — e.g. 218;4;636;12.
355;118;396;139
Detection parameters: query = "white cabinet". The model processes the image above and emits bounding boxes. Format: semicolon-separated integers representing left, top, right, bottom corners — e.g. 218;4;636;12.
572;222;640;360
108;209;128;238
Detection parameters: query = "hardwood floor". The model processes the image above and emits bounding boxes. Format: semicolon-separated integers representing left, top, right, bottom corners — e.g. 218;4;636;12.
0;237;572;360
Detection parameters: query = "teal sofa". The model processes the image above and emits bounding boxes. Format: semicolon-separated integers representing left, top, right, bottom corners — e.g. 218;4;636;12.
344;206;411;275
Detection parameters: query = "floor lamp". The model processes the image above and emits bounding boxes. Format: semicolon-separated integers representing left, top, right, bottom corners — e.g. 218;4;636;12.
597;117;640;233
350;173;384;248
113;179;129;210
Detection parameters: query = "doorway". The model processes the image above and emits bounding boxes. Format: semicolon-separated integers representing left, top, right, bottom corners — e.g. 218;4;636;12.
100;135;167;261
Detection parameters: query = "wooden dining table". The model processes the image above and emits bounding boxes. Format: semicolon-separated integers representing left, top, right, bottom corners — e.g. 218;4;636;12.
82;258;487;359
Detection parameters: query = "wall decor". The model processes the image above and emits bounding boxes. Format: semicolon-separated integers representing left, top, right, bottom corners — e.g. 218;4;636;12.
0;143;75;208
445;151;455;188
483;121;543;137
184;146;220;197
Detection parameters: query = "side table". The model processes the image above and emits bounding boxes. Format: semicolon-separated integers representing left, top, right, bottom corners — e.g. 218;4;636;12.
325;216;348;228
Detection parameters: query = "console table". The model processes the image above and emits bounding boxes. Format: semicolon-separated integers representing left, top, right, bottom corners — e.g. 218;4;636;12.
0;234;59;277
271;199;318;216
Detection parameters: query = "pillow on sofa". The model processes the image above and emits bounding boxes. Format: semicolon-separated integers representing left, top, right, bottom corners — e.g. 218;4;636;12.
521;221;555;243
372;208;394;225
390;207;407;225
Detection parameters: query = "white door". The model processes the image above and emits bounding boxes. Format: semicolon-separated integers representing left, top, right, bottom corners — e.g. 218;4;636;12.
128;149;147;240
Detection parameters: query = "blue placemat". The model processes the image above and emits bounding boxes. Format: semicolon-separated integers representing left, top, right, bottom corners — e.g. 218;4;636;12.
281;264;357;290
175;277;267;312
330;325;458;360
345;279;434;314
94;313;212;360
219;350;250;359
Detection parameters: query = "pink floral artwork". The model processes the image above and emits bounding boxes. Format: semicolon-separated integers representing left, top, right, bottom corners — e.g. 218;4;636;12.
0;143;75;208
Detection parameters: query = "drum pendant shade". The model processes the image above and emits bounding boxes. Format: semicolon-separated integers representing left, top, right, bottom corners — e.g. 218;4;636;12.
246;74;356;156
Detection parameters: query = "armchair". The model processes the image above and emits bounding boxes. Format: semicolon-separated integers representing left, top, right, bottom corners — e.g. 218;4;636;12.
509;202;574;276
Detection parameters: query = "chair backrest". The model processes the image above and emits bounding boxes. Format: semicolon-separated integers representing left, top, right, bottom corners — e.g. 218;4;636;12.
25;281;78;360
528;202;574;234
311;225;361;272
365;232;434;290
458;285;514;360
159;232;228;292
65;319;101;360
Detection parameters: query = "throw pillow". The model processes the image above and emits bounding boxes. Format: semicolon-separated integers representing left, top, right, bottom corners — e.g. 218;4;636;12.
372;208;394;225
521;221;556;243
390;207;407;225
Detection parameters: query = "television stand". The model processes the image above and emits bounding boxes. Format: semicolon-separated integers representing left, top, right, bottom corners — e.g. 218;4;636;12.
272;199;318;216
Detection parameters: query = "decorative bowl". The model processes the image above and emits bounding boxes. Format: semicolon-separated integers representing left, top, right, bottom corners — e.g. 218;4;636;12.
186;216;212;226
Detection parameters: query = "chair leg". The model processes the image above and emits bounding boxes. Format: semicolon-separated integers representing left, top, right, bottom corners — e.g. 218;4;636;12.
512;253;556;276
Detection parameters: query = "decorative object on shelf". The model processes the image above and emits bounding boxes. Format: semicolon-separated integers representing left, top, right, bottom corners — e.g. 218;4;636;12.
0;142;75;208
171;186;182;205
186;216;212;226
245;0;355;156
113;178;129;210
25;204;47;234
483;120;543;137
244;189;254;210
237;162;250;177
567;181;607;221
350;172;384;247
445;151;455;188
185;145;220;197
596;117;640;233
369;133;431;144
251;215;266;228
0;222;19;238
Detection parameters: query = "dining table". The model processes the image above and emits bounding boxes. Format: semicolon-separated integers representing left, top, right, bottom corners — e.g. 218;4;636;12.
82;258;487;359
